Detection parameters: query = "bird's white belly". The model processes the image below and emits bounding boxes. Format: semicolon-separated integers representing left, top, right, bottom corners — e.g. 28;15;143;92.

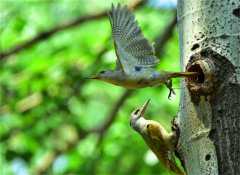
110;78;154;89
104;71;165;89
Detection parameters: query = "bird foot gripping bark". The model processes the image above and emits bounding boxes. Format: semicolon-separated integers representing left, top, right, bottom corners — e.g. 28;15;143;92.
171;118;180;144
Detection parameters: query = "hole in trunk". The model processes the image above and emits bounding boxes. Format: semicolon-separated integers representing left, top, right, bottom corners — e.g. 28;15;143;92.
205;154;211;161
233;7;240;18
187;64;205;83
191;43;200;51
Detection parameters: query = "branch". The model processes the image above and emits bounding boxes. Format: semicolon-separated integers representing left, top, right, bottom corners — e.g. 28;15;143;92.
32;89;133;174
0;39;108;143
0;0;145;60
91;90;133;135
87;89;133;159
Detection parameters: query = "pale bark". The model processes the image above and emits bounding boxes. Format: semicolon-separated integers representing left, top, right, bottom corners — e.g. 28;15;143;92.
177;0;240;175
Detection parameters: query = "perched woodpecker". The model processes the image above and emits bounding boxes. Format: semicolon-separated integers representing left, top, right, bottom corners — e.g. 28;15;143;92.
130;100;185;175
90;4;197;98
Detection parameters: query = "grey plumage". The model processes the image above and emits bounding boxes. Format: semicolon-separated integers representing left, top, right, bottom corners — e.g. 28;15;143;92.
90;3;198;99
108;4;159;74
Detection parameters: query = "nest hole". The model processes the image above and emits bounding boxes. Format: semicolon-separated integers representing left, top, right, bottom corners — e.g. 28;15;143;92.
205;154;211;161
233;7;240;18
187;64;205;83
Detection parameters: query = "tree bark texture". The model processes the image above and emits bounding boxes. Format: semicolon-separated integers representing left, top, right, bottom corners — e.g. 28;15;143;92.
177;0;240;175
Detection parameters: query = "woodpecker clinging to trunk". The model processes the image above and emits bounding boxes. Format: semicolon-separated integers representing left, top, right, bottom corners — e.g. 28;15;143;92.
90;4;198;98
130;100;185;175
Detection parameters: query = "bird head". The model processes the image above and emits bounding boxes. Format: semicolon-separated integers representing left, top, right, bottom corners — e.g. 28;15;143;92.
89;70;115;81
130;99;150;134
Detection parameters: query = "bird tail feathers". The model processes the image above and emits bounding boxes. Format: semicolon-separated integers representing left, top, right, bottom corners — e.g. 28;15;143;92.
170;72;199;78
169;161;186;175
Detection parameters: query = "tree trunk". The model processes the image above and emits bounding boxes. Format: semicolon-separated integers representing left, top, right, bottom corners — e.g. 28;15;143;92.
177;0;240;175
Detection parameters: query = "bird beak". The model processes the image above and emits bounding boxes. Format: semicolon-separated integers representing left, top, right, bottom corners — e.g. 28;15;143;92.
139;99;150;117
86;75;99;79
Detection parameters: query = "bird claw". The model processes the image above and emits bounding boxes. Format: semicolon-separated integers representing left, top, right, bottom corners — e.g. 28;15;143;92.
171;118;180;139
168;89;176;100
165;80;175;99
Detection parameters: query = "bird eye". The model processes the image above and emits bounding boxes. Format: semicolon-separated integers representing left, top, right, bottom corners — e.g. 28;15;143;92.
100;70;106;74
147;124;150;128
134;109;140;115
135;66;141;72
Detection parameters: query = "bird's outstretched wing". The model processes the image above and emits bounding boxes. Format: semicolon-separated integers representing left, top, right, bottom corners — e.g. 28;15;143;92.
108;4;159;74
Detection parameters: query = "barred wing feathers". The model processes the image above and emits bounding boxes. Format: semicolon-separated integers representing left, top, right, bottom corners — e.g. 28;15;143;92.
108;4;159;74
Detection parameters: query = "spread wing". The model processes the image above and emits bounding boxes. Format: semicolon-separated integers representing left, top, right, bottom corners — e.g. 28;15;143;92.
108;4;159;74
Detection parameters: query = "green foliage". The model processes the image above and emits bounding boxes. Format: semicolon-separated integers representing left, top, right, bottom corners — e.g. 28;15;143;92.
0;0;180;174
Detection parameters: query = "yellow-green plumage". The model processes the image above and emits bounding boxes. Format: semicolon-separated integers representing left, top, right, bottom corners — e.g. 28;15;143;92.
130;100;185;175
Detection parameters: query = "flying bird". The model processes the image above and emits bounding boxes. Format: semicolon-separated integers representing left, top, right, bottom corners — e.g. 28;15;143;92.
91;4;198;98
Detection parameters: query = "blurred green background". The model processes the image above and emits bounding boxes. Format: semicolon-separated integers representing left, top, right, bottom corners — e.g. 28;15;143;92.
0;0;181;174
